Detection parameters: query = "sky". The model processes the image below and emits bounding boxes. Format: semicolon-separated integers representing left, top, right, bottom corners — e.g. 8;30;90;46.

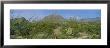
10;9;101;20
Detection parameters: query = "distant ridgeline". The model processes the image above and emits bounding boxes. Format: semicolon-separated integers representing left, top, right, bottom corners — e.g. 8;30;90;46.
80;17;101;22
42;14;101;22
10;14;101;22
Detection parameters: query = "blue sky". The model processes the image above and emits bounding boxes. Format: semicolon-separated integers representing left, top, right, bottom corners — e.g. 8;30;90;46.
10;9;101;20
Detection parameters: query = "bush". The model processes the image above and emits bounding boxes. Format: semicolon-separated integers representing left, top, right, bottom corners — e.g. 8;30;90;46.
10;17;101;39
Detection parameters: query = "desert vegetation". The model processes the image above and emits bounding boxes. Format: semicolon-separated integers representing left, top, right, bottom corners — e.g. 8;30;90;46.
10;14;101;39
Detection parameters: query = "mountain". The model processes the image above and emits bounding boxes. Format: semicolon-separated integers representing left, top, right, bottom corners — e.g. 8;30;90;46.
44;14;64;20
42;14;64;23
80;17;101;22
